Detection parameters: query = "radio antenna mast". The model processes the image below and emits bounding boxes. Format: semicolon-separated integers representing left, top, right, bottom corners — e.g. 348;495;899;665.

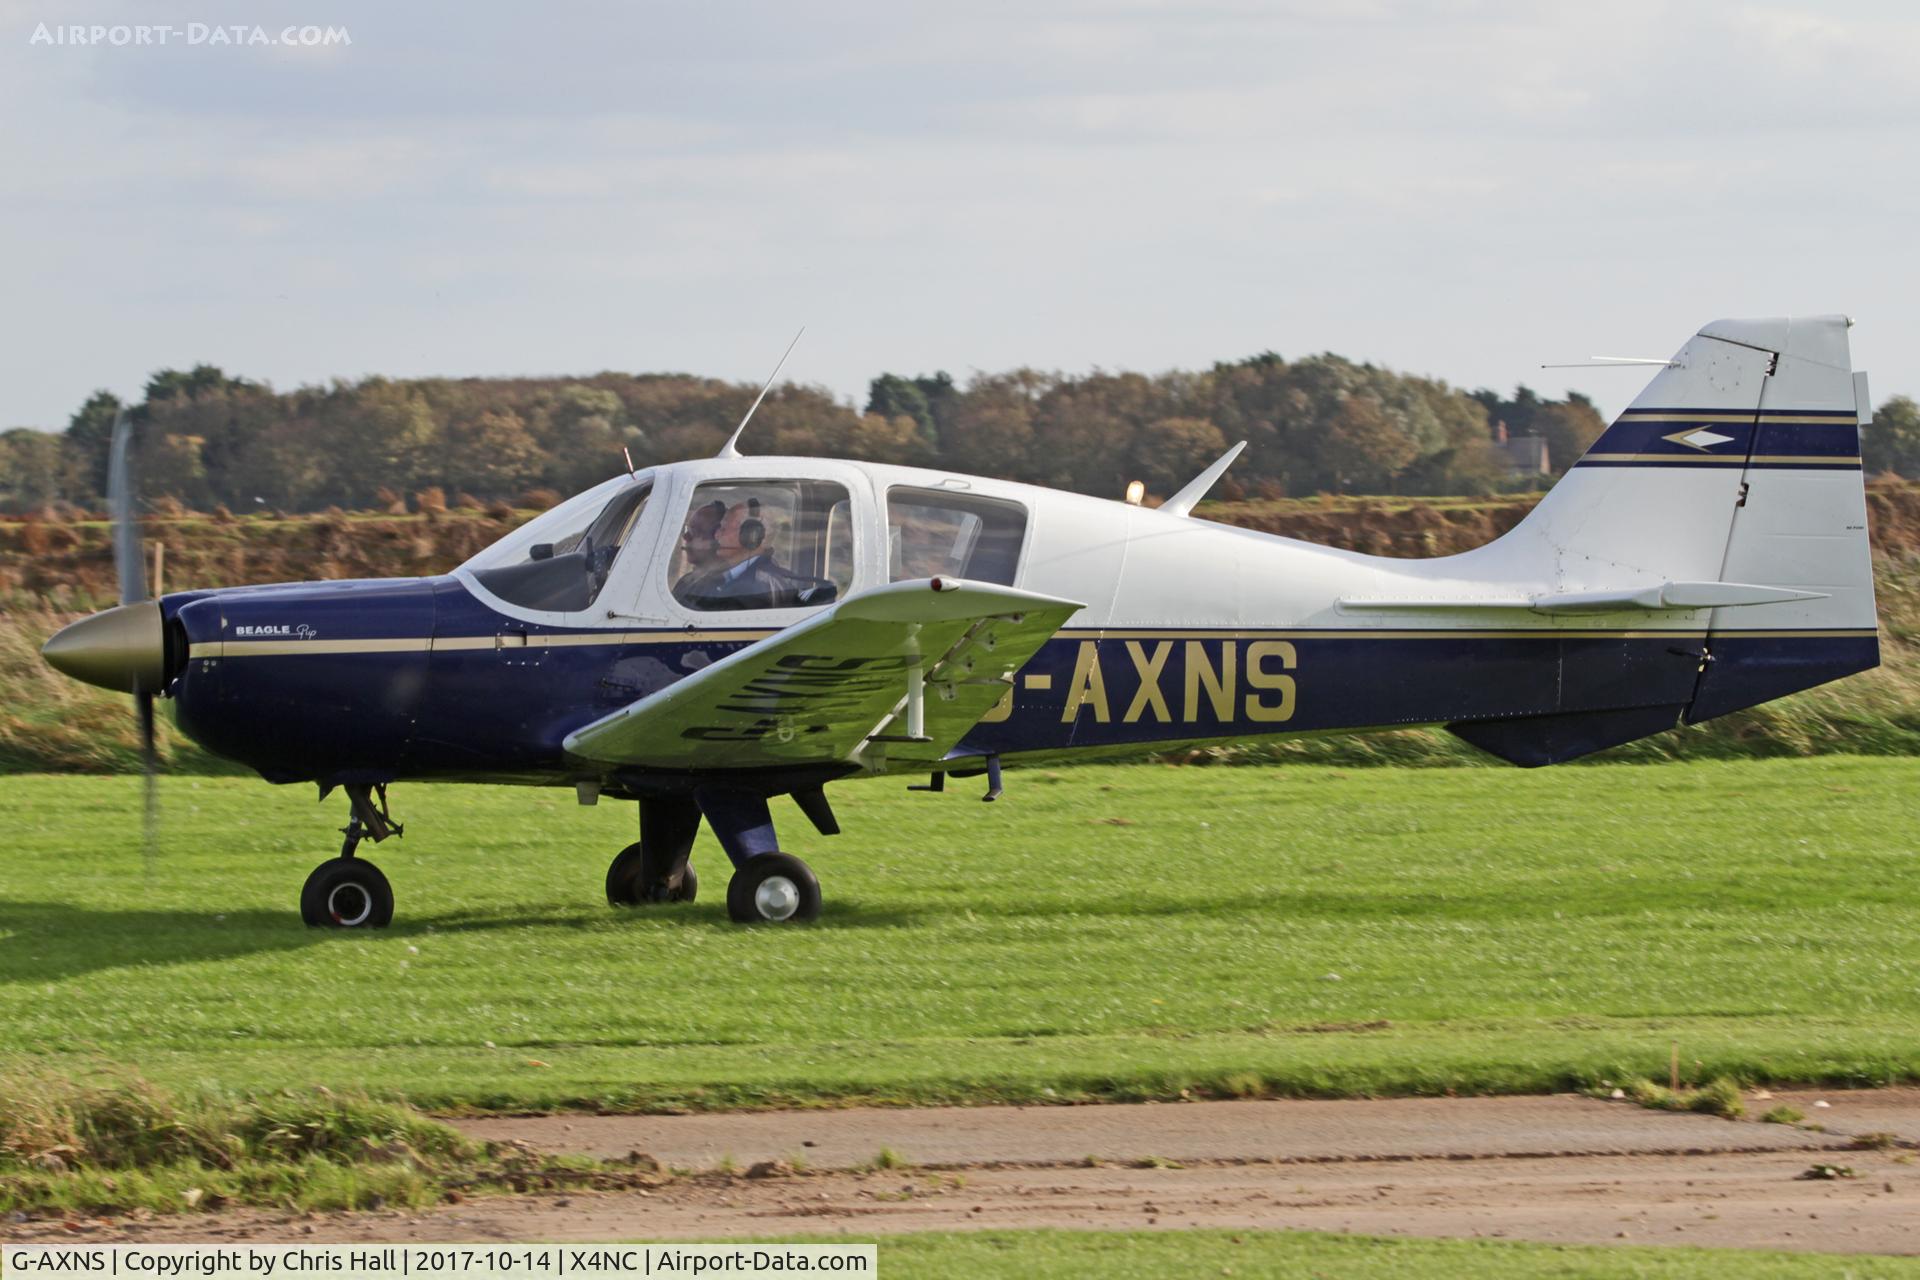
1539;355;1680;369
717;326;806;460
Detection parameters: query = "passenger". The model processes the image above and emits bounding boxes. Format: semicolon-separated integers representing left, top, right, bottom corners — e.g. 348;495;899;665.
679;499;836;610
671;499;727;597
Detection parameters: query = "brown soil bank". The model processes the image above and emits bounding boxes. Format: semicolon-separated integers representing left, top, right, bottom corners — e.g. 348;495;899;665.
6;480;1920;602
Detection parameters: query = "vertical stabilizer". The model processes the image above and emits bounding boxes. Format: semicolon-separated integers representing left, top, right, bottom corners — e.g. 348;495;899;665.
1448;315;1877;762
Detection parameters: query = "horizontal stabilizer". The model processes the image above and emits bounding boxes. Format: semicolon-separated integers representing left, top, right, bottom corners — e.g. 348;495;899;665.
1339;582;1828;615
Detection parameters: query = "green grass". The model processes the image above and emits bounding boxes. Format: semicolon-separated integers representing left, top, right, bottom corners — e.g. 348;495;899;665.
1615;1077;1746;1119
0;1074;649;1216
865;1229;1920;1277
3;760;1920;1111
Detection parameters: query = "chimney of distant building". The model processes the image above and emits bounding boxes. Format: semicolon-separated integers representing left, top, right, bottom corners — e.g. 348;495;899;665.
1494;420;1509;444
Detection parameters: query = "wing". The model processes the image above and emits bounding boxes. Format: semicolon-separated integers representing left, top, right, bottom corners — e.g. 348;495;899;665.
563;578;1083;771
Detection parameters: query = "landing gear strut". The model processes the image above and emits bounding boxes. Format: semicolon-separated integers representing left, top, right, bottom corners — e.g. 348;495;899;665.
605;786;835;924
301;783;400;928
698;786;826;925
607;797;700;905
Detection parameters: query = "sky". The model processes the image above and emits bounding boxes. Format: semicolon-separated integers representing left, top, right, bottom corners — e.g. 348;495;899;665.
3;0;1916;431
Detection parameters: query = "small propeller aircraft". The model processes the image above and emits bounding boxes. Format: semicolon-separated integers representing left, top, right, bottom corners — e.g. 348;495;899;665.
43;316;1880;926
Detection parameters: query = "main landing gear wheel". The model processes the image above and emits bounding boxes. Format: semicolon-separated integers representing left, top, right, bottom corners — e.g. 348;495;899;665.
299;857;394;929
606;842;698;906
726;852;821;924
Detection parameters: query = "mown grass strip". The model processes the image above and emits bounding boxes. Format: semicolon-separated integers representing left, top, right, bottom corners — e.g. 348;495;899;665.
3;762;1919;1112
757;1229;1920;1278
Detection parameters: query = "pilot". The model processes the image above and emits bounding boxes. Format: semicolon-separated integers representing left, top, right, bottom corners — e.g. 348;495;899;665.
679;499;835;610
672;499;727;595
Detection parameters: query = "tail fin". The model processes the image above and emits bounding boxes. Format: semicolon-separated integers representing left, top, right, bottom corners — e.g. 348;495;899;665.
1448;314;1878;762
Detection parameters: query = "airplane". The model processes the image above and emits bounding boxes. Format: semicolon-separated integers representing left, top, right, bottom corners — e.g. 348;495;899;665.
41;315;1880;927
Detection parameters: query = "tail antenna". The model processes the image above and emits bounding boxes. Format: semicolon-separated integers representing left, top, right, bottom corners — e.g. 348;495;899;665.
717;326;805;460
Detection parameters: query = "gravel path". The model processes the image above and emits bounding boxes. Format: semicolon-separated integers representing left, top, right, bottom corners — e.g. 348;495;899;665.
11;1089;1918;1255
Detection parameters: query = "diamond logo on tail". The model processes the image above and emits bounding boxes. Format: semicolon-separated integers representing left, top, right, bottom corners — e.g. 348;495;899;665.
1662;428;1736;451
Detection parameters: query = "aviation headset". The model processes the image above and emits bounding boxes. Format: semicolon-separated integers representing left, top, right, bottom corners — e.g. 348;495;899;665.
703;497;766;552
738;498;765;550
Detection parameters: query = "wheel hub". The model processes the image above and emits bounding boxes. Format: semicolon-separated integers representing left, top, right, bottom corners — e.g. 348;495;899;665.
328;881;372;927
754;875;800;921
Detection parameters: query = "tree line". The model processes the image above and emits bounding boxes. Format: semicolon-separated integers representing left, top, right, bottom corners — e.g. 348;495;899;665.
3;354;1917;515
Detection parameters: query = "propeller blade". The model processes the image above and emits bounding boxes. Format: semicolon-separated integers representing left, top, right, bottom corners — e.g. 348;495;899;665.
111;405;159;862
138;689;158;867
108;407;147;606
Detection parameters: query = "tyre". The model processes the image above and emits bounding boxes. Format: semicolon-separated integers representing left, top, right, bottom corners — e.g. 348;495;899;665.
726;852;820;924
606;842;698;906
299;857;394;929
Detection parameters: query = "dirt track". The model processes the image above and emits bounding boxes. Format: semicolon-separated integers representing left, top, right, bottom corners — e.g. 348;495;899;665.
10;1089;1920;1255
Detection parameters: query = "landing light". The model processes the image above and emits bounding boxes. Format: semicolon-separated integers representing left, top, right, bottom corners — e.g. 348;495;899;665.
1124;480;1145;506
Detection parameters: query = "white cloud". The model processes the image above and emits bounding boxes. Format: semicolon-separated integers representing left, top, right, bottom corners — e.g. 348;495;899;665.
1;0;1916;430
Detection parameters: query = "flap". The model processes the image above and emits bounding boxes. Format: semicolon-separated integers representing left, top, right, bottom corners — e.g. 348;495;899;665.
563;578;1082;770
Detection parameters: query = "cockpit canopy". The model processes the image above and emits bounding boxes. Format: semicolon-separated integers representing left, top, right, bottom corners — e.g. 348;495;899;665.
460;473;652;613
457;461;1035;623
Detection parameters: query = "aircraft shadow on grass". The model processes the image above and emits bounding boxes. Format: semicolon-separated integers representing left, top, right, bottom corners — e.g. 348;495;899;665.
0;887;1569;986
0;897;934;984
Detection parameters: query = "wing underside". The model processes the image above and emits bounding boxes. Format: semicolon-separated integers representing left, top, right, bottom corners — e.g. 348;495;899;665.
563;579;1083;772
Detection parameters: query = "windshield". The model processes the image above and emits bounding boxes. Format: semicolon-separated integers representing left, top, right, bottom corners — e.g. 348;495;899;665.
461;473;653;613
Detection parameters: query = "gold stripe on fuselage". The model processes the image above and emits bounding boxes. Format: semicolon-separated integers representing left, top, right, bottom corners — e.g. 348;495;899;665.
1618;412;1858;425
188;625;1874;661
1579;454;1860;465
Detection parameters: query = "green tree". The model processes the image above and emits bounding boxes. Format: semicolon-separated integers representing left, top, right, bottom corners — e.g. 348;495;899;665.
63;390;123;502
1269;356;1426;493
1031;372;1169;495
1133;417;1228;495
1312;395;1419;492
1532;395;1607;474
314;379;438;507
0;428;68;510
145;364;251;404
866;372;954;454
940;371;1047;481
536;384;631;493
445;409;545;497
1864;395;1920;477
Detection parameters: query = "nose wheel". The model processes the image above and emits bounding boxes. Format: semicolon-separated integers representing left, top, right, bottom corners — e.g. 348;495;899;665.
302;781;401;929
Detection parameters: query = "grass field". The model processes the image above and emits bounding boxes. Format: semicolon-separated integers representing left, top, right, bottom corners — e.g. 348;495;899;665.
867;1229;1920;1278
3;759;1918;1111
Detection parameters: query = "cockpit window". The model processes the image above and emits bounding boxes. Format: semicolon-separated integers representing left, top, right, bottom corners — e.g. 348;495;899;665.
464;477;651;613
887;487;1027;585
671;480;852;612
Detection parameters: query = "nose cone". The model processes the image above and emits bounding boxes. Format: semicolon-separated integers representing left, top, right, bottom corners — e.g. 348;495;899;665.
42;600;166;693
